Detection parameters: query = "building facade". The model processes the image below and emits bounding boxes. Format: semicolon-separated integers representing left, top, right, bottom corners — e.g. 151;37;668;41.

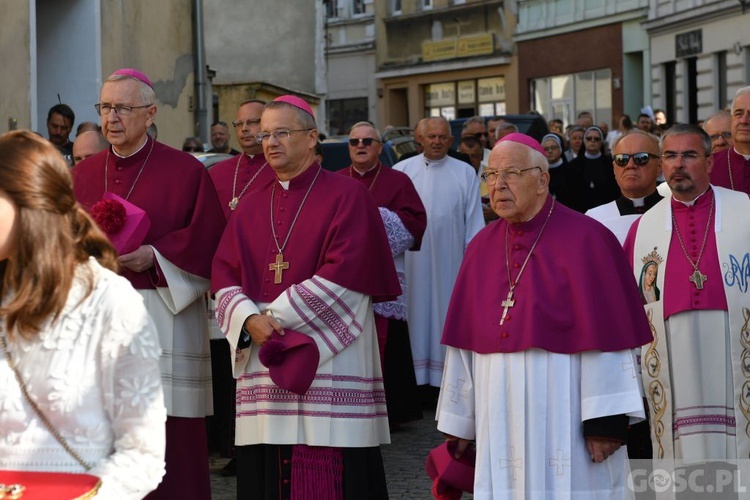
374;0;518;129
644;0;750;125
203;0;324;143
515;0;651;130
1;0;200;150
324;0;377;135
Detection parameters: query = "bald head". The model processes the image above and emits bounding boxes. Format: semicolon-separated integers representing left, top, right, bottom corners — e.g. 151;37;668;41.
422;117;452;161
73;131;108;164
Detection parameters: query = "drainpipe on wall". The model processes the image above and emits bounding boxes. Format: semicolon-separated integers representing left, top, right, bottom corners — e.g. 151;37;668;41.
194;0;209;141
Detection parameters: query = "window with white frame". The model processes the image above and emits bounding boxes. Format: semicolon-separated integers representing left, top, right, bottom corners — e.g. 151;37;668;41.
531;69;611;128
423;0;433;10
391;0;402;14
326;0;339;18
353;0;366;15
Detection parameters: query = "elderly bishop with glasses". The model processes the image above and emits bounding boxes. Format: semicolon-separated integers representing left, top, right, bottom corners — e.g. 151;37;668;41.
624;124;750;463
73;69;226;499
211;96;400;499
435;133;651;498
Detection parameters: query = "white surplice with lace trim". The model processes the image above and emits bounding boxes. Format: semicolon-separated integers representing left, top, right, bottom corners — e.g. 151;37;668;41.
0;258;167;499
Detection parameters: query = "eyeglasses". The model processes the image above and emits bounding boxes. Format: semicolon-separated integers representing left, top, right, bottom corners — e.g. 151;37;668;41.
459;136;480;148
613;152;660;167
256;129;312;143
543;145;560;152
468;132;489;140
183;147;202;152
481;166;542;185
585;136;602;142
233;119;260;128
709;131;732;142
94;103;153;116
661;151;704;162
348;137;380;147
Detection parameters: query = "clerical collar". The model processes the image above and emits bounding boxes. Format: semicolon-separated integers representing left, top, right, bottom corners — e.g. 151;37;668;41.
584;151;602;160
424;155;448;167
627;195;646;207
508;195;553;230
352;162;379;176
113;137;149;158
277;163;320;191
733;147;750;161
245;153;256;160
673;187;710;207
548;159;563;169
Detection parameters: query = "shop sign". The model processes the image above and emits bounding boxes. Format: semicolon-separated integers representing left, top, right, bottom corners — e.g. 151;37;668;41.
676;30;702;58
477;77;505;102
425;82;455;107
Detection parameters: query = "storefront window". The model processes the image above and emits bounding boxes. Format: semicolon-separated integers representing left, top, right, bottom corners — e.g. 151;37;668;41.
531;69;611;127
425;77;505;119
327;97;368;136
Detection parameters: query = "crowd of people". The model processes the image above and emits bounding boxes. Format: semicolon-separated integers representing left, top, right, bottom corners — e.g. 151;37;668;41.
2;68;750;499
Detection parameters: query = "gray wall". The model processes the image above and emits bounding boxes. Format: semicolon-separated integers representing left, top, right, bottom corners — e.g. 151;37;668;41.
203;0;317;93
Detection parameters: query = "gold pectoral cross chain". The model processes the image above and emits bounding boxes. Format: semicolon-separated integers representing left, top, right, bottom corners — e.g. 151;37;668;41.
500;290;515;325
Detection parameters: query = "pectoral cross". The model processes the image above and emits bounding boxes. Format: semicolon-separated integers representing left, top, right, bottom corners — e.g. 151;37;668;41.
268;253;289;284
689;268;707;289
500;290;515;325
229;197;239;211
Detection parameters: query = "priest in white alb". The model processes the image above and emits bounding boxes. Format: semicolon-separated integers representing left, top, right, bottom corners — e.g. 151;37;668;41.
394;116;485;387
436;133;652;498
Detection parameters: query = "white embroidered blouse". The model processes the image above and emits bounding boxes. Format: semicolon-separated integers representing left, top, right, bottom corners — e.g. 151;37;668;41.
0;258;166;499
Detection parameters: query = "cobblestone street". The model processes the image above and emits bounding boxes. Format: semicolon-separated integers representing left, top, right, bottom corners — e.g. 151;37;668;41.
209;407;446;499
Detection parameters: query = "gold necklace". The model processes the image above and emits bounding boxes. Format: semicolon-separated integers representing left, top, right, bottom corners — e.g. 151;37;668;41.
350;162;382;192
671;193;714;289
500;199;555;325
229;155;267;211
268;167;322;284
104;139;155;200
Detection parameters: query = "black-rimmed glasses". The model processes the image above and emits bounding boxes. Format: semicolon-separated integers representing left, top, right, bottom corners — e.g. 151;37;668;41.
613;152;660;167
349;138;380;147
95;103;153;116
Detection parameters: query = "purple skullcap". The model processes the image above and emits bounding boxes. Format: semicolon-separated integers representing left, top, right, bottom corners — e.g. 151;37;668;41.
498;132;545;156
110;68;153;89
273;95;315;120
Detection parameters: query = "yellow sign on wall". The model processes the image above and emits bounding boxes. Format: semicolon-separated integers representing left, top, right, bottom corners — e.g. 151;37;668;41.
457;34;494;57
422;34;494;62
422;40;458;62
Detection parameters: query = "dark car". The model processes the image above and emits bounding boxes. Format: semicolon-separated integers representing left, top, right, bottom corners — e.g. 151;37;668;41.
320;131;416;172
449;114;550;150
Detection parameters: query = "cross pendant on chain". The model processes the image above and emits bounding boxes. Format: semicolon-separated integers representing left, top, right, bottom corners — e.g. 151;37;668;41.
500;290;515;325
268;253;289;284
689;268;707;290
229;197;239;211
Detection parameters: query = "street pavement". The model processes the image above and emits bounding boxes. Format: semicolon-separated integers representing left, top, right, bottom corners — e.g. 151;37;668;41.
209;406;449;499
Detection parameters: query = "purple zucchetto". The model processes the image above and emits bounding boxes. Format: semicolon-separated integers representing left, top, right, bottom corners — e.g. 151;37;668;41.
273;95;315;120
497;132;546;156
110;68;153;89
